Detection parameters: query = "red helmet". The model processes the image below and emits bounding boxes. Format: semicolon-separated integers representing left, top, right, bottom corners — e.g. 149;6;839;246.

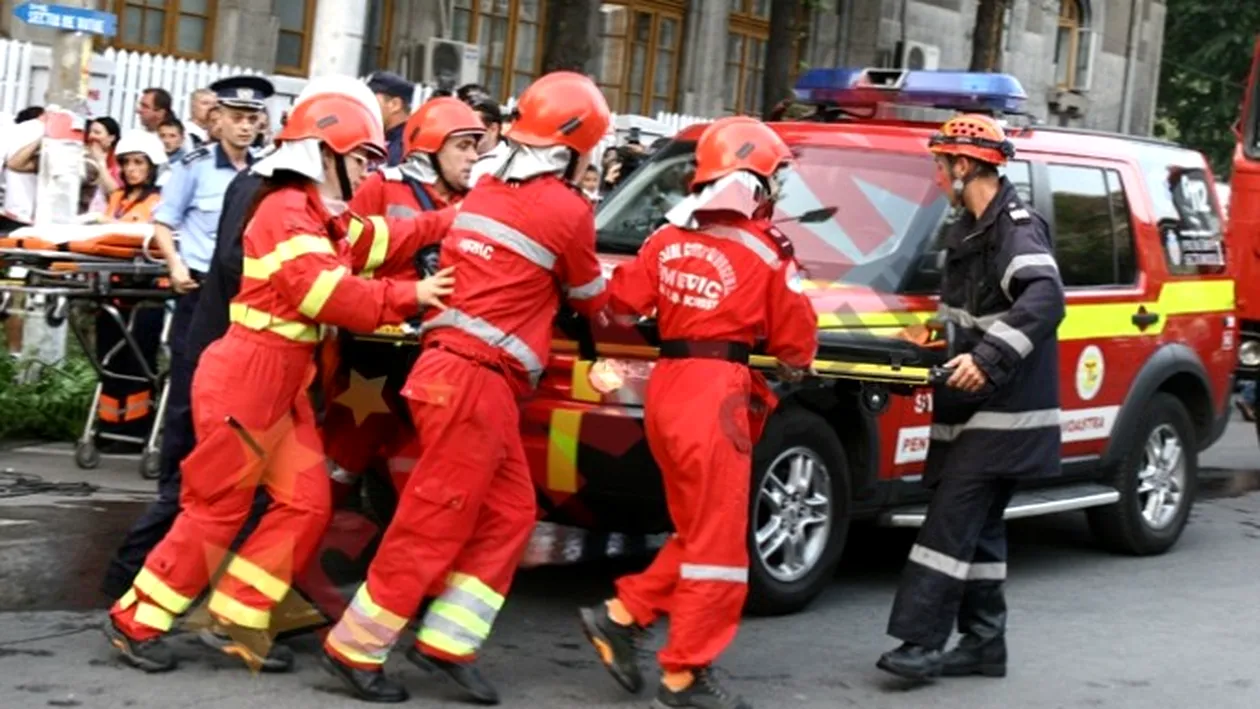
690;116;792;190
927;114;1015;166
404;97;485;155
504;71;611;154
275;92;387;158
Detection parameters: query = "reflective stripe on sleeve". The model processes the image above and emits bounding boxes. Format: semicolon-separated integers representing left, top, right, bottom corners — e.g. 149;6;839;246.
567;276;606;300
421;308;545;383
987;319;1034;357
679;563;748;583
929;408;1062;442
360;216;390;278
1000;253;1059;301
242;235;336;280
908;544;970;580
297;265;349;319
229;303;321;342
454;212;557;271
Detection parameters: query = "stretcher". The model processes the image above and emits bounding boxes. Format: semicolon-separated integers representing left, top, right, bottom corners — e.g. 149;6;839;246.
0;223;174;479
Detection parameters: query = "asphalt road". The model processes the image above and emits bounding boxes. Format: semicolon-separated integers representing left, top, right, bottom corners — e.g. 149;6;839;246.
0;414;1258;709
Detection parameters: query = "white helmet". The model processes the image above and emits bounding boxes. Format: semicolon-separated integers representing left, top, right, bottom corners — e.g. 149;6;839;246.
113;129;168;167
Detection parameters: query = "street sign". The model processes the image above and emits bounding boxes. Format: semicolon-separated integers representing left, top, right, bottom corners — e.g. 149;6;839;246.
13;2;117;37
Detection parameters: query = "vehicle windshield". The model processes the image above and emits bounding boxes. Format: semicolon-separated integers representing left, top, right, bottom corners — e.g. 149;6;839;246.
594;141;949;289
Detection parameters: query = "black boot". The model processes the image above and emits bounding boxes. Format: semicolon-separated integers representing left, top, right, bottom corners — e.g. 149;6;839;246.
876;642;943;680
102;619;177;673
197;627;295;673
943;582;1007;677
406;647;499;705
651;668;752;709
320;650;409;703
578;604;646;693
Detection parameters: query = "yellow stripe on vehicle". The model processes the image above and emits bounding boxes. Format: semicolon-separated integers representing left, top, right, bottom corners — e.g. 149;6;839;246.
1057;280;1234;340
569;360;603;403
547;410;582;494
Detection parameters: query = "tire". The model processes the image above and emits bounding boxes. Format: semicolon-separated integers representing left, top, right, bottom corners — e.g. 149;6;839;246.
745;407;851;616
74;441;100;470
138;449;161;480
1087;392;1197;555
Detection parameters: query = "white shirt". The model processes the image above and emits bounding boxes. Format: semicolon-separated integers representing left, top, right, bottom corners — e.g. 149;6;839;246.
2;119;43;225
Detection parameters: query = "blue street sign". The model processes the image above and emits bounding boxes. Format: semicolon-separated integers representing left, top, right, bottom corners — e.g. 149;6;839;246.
13;3;117;37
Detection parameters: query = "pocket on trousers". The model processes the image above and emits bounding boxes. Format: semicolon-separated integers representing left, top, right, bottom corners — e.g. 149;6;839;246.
406;474;473;542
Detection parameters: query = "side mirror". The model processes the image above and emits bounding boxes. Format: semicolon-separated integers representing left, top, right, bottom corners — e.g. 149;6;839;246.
797;206;839;224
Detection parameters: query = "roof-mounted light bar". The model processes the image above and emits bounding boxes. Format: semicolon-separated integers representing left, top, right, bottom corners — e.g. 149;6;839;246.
793;68;1028;114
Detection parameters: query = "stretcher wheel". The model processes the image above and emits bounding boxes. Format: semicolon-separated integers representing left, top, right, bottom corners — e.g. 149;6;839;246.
74;442;101;470
138;450;161;480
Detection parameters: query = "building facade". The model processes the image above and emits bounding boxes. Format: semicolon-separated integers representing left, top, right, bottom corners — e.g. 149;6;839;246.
0;0;1166;135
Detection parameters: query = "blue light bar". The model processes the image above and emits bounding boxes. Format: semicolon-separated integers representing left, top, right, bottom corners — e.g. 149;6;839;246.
793;68;1028;113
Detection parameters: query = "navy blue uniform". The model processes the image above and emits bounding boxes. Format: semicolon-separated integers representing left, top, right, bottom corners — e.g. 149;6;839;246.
887;177;1065;650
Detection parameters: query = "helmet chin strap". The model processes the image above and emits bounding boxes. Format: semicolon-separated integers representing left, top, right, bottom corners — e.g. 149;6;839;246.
334;154;353;201
430;153;461;196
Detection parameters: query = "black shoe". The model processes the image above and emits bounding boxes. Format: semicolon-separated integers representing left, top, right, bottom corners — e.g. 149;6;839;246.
406;647;500;705
876;642;942;681
941;635;1006;677
651;668;752;709
102;620;176;673
320;650;409;703
197;628;294;673
578;604;645;694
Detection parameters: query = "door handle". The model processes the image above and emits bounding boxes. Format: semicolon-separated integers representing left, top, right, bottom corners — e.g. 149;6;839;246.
1132;309;1159;329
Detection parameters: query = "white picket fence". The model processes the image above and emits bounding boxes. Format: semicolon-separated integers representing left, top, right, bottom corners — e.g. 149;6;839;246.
0;37;711;161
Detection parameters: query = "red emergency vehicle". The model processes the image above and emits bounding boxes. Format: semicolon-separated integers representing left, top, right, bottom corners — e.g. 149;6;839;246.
314;69;1235;622
1228;37;1260;436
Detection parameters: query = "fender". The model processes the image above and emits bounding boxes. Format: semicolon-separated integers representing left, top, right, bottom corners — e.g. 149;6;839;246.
1102;343;1213;467
771;380;881;500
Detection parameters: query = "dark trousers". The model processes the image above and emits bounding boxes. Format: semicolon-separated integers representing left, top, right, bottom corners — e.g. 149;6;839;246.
886;476;1018;650
94;303;164;442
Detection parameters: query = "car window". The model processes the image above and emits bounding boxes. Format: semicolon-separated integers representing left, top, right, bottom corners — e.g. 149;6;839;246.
1047;164;1138;287
1136;151;1226;276
594;142;948;290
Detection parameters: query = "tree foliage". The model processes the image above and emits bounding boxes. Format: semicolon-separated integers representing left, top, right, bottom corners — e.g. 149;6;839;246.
1154;1;1260;178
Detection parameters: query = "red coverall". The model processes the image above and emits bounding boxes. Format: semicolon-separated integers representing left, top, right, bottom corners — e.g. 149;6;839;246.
109;182;454;641
324;175;608;670
322;169;451;497
606;214;818;672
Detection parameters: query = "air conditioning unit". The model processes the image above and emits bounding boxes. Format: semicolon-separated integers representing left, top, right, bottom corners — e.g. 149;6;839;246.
417;38;481;91
899;41;941;71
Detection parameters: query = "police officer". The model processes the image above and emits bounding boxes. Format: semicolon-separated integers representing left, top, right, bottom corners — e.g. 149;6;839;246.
877;114;1065;680
366;71;415;166
100;74;273;602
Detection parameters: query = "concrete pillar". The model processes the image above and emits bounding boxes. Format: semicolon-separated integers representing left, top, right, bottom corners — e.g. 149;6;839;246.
308;0;369;77
679;0;729;117
211;0;280;72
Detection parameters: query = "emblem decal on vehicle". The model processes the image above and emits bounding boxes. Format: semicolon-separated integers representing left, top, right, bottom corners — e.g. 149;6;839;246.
1075;345;1105;401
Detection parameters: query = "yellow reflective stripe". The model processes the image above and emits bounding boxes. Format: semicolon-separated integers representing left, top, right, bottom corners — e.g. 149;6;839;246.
326;632;387;666
417;626;476;657
208;591;270;629
547;410;582;494
297;266;348;319
346;218;366;246
134;567;193;613
242;235;336;280
134;602;175;632
225;555;289;604
351;585;408;632
429;599;491;639
447;572;505;612
118;588;138;610
360;216;390;279
229;303;321;343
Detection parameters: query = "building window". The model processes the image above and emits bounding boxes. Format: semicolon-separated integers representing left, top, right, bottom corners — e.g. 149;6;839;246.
726;0;769;115
1054;0;1094;91
361;0;396;76
596;3;683;116
274;0;316;76
114;0;214;59
451;0;545;103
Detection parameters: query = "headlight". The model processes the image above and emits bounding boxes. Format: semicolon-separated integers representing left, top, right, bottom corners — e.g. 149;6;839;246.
1240;340;1260;368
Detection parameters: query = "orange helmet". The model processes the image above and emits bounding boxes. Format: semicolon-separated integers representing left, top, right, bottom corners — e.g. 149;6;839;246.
504;71;611;154
275;92;387;158
690;116;792;190
404;97;486;156
927;114;1015;166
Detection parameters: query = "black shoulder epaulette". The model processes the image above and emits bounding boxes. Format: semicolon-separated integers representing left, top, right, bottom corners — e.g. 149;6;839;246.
765;224;796;259
1004;201;1032;224
181;146;212;165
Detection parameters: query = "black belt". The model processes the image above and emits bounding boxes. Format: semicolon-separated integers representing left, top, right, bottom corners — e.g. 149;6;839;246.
658;340;750;364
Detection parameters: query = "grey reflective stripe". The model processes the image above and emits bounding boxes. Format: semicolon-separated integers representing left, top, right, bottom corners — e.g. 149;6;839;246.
422;308;545;383
702;225;780;268
680;563;748;583
937;304;1002;330
930;408;1062;442
1000;253;1059;301
441;586;500;627
967;562;1007;581
567;276;606;300
454;212;557;271
328;464;358;485
386;204;419;219
908;544;970;580
419;612;483;650
987;319;1034;357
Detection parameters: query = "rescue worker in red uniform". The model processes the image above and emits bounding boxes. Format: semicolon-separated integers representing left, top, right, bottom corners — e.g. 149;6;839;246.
876;115;1064;680
103;80;458;675
578;116;819;709
319;71;612;705
323;97;486;501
